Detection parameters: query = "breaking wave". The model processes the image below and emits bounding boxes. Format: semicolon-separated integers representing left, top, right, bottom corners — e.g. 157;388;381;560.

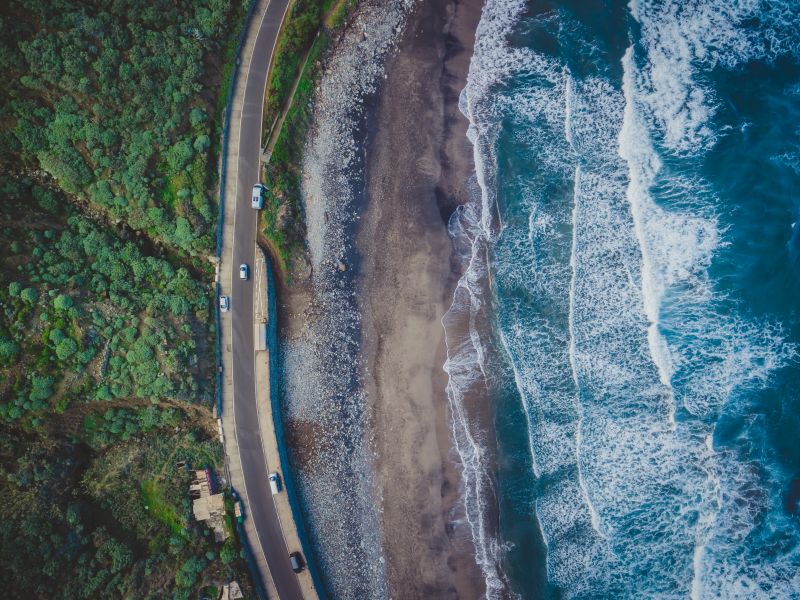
457;0;800;597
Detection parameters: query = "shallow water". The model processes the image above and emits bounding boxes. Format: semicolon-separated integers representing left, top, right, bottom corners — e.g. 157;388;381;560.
454;0;800;597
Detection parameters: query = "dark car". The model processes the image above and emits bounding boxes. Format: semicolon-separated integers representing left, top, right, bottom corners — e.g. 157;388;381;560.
289;551;304;574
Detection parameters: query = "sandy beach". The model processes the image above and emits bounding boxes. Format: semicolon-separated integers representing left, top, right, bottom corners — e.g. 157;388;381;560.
359;0;485;597
274;0;488;596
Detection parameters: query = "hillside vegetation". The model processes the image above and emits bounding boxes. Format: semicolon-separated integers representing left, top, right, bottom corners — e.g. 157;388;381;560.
0;0;256;597
0;0;234;255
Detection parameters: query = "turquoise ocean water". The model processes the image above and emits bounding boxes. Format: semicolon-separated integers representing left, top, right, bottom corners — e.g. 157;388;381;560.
451;0;800;597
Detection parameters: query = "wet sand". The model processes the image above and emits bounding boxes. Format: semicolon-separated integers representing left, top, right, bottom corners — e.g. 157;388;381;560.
359;0;485;597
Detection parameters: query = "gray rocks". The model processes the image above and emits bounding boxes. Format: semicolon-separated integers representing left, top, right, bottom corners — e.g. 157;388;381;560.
281;2;416;599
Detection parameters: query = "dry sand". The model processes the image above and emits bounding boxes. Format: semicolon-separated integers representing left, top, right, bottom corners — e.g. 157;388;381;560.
359;0;486;597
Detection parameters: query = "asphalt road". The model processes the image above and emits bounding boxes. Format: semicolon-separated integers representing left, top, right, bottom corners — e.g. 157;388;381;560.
227;0;301;598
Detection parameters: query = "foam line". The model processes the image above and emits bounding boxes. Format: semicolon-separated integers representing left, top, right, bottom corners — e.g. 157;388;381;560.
618;46;677;426
568;164;604;537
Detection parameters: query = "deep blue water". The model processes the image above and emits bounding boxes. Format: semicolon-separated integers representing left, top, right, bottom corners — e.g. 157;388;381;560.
456;0;800;597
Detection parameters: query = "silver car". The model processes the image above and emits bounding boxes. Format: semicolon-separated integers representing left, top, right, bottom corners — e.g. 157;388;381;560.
239;264;249;280
251;183;264;209
268;472;281;495
219;295;230;312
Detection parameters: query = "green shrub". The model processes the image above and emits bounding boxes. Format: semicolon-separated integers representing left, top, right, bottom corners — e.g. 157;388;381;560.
20;287;38;303
0;338;20;363
55;338;78;360
53;294;73;310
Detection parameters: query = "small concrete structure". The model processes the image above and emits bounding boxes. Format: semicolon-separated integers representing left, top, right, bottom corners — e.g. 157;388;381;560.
190;469;228;542
253;252;268;352
220;581;244;600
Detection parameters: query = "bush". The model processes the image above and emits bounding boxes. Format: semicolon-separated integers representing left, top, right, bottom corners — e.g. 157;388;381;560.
0;338;20;363
53;294;73;310
193;134;210;153
56;338;78;360
20;287;38;303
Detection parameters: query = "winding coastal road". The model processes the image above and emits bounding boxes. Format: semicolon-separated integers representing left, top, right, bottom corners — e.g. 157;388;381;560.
224;0;302;598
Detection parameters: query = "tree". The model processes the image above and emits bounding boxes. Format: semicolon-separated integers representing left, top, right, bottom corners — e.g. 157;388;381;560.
33;186;59;213
53;294;73;310
189;107;207;127
174;556;205;588
38;148;91;195
29;375;54;402
0;338;20;363
20;287;38;303
103;539;133;573
8;281;22;296
167;139;193;173
219;543;237;565
193;134;210;153
173;218;194;252
56;338;78;360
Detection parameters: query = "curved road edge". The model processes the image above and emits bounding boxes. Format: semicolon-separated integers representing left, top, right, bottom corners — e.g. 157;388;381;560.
216;0;321;598
253;247;324;600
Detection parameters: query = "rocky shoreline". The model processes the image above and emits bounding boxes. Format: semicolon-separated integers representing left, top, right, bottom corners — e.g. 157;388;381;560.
280;1;414;598
276;0;486;597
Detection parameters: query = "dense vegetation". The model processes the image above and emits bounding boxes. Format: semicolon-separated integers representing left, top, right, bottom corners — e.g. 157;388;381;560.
0;0;256;596
0;0;238;256
260;0;357;273
0;180;253;599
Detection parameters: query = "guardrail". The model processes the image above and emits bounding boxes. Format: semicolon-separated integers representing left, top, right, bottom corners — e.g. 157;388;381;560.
236;520;268;600
214;281;223;417
260;249;328;599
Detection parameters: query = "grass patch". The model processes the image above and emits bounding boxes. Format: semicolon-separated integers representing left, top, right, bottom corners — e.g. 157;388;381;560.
141;479;184;536
216;32;242;120
260;0;356;275
325;0;357;29
262;1;327;137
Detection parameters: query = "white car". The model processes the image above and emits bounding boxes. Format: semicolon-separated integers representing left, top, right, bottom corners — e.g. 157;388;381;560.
268;472;281;495
239;264;249;280
219;295;230;312
289;551;304;573
251;183;265;209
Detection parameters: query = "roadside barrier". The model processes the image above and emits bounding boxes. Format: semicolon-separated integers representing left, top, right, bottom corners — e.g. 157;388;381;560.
236;520;268;600
214;281;223;417
260;249;328;600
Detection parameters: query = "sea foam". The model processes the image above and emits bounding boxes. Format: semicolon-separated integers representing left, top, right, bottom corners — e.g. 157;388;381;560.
460;0;799;597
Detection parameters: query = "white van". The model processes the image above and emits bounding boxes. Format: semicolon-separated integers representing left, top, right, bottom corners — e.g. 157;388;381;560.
268;472;281;495
251;183;265;209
